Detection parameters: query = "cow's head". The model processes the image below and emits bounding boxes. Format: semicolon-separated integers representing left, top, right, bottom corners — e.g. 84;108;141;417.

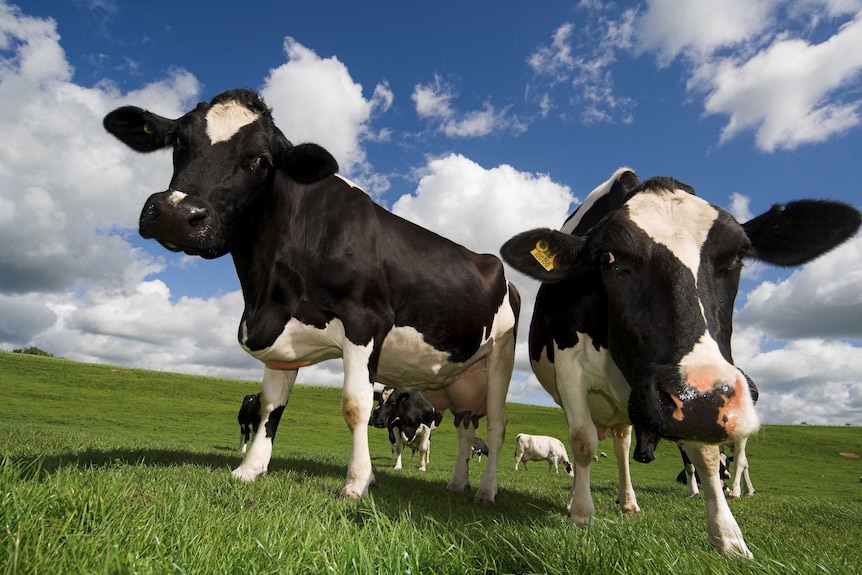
369;387;405;429
502;170;860;453
103;89;338;259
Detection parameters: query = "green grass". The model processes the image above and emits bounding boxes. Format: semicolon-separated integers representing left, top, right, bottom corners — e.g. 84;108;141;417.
1;350;861;574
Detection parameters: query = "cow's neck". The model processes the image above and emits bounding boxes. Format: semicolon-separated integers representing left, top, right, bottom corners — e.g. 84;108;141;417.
229;174;306;348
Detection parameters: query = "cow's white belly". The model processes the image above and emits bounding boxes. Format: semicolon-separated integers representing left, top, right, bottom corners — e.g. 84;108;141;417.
242;318;494;388
241;317;345;368
534;334;631;428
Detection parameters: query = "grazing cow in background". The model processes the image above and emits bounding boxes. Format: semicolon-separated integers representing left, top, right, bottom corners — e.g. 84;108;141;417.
514;433;573;475
369;386;443;471
501;168;860;557
104;89;520;503
237;392;261;453
472;437;489;460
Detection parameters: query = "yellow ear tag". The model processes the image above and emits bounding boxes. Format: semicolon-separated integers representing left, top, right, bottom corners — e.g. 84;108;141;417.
143;123;154;134
530;240;556;271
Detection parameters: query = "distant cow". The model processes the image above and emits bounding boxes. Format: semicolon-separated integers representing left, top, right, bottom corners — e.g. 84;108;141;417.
501;168;860;557
104;88;520;503
369;387;443;471
514;433;573;475
237;392;261;453
472;437;489;460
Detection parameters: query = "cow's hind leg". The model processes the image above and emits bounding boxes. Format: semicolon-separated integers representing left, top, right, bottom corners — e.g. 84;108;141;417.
474;325;515;504
233;367;296;482
681;442;752;558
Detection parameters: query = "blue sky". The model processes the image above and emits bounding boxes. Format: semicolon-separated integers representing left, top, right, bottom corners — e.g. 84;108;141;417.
2;0;861;424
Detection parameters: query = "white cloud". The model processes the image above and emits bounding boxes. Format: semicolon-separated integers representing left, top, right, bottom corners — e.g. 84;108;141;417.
392;153;574;258
261;37;392;193
702;16;862;151
412;74;525;138
737;234;862;339
633;0;862;151
636;0;776;65
527;15;636;124
732;328;862;424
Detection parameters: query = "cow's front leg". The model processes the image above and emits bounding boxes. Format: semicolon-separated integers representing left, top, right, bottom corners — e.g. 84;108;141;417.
233;367;296;482
339;342;376;499
681;442;752;558
611;426;641;514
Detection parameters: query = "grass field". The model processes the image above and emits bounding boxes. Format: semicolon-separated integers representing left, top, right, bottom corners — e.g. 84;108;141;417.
1;350;861;574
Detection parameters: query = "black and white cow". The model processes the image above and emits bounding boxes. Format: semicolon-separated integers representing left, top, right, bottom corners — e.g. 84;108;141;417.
472;436;489;460
501;168;860;557
104;89;520;502
369;386;443;471
237;392;261;453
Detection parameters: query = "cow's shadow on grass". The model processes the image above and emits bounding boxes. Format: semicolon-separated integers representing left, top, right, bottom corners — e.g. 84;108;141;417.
11;446;596;527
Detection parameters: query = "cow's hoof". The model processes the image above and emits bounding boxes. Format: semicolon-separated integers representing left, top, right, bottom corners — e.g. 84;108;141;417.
446;481;469;493
620;502;641;514
473;490;496;504
231;466;263;483
571;515;594;529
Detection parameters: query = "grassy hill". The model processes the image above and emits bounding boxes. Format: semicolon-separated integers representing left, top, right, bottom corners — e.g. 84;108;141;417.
1;351;860;574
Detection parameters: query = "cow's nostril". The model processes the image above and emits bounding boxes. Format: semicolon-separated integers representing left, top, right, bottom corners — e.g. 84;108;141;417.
187;208;208;228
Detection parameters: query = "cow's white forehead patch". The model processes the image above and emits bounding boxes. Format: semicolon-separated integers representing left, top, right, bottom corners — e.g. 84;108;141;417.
627;190;718;279
205;101;260;144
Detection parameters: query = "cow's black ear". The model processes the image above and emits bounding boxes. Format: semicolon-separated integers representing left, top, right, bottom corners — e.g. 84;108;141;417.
395;392;411;404
276;143;339;184
103;106;174;152
501;228;587;283
743;200;861;266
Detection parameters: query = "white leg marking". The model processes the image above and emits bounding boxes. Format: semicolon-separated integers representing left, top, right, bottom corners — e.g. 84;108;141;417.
339;340;376;499
612;426;640;514
232;368;296;482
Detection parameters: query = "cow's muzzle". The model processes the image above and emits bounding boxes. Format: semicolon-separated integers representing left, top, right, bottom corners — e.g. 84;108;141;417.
139;191;222;258
629;364;760;449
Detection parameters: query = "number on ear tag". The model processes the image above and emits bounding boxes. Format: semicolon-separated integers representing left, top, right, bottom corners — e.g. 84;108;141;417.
530;240;556;271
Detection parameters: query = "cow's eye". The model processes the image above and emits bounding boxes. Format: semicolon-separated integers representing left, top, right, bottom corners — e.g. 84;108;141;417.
716;252;744;275
250;155;271;172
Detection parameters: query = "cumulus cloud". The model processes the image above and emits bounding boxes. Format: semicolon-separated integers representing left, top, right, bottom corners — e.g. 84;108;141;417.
635;0;862;151
392;153;574;259
261;37;393;193
732;327;862;424
0;5;197;300
527;12;636;124
737;234;862;339
412;74;526;137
